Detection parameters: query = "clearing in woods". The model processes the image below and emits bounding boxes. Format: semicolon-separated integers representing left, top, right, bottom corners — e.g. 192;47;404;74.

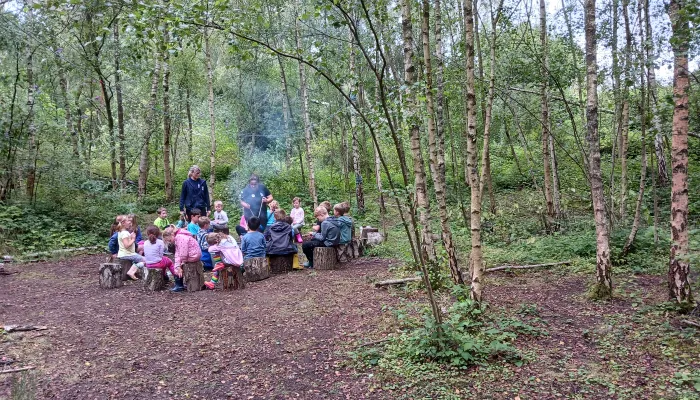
1;254;699;399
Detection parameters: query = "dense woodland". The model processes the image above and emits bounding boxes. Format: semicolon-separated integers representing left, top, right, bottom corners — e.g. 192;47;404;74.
0;0;698;303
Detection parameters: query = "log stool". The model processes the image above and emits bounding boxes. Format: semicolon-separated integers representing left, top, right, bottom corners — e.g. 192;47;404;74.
99;263;122;289
182;261;204;292
219;264;246;290
243;257;269;282
269;254;295;274
143;267;167;292
336;244;353;263
314;247;338;270
119;259;133;281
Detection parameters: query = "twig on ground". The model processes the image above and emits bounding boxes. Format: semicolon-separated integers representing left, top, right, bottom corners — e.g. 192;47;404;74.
374;277;421;287
680;319;700;329
485;260;571;273
3;325;48;333
357;338;390;348
0;366;35;374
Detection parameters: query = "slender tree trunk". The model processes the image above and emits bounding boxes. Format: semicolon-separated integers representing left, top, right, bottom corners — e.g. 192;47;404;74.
585;0;613;299
618;0;632;221
25;40;37;199
404;0;436;266
644;0;669;186
549;131;562;218
561;0;587;146
162;29;173;202
114;18;126;189
463;0;484;302
205;28;216;207
422;0;462;284
611;0;621;164
295;11;318;208
539;0;554;223
138;53;161;199
667;0;693;307
277;55;293;167
348;33;364;212
434;0;447;181
57;58;78;158
186;87;193;163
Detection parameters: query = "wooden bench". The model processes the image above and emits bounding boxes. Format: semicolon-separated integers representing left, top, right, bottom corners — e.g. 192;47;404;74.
219;264;245;290
269;254;295;274
243;257;269;282
182;261;204;292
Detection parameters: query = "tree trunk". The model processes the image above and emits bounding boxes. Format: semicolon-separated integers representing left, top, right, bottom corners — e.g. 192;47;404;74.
434;0;447;181
162;27;173;203
57;58;78;158
644;0;669;186
25;40;37;199
549;131;562;219
540;0;554;223
205;28;216;207
421;0;462;284
295;10;318;208
463;0;484;302
348;34;364;212
186;87;193;164
667;0;693;307
585;0;613;299
138;53;161;200
114;18;126;189
403;0;436;266
277;54;293;167
618;0;632;221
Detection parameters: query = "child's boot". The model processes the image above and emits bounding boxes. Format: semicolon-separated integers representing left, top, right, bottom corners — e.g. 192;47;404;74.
126;264;140;280
170;276;185;292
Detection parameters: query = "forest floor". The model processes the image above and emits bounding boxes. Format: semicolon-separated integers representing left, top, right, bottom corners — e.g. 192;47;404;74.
1;254;699;399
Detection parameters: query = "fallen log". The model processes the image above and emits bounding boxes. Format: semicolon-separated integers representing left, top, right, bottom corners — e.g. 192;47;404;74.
0;366;35;375
374;277;421;288
20;246;103;260
485;260;571;273
3;325;48;333
680;319;700;329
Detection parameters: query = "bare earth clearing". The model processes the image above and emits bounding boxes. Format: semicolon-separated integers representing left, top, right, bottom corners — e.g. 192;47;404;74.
1;255;698;399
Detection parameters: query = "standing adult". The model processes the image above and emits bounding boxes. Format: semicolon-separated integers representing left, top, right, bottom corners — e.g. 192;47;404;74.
237;174;273;235
179;165;211;221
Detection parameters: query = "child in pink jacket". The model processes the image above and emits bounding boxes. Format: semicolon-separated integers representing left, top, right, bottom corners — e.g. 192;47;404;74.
204;233;243;290
162;227;202;292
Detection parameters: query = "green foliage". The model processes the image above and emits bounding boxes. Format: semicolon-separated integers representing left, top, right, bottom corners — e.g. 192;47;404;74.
10;371;37;400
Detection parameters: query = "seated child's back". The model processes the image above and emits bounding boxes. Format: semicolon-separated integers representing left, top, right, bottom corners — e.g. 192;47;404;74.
241;217;266;259
266;209;297;255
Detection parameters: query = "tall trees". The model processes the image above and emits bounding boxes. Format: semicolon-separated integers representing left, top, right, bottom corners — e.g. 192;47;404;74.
539;0;554;222
585;0;612;299
137;52;161;200
667;0;693;308
162;21;173;202
205;25;216;207
114;17;126;188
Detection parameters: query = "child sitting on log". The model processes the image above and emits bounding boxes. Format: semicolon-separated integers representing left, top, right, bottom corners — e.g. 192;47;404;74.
265;209;297;256
302;206;341;268
162;226;201;292
153;207;171;231
196;217;214;271
311;201;333;233
211;200;229;233
117;216;146;280
204;233;243;290
108;215;127;261
334;203;353;245
265;201;280;233
144;225;178;280
187;208;202;236
240;217;266;260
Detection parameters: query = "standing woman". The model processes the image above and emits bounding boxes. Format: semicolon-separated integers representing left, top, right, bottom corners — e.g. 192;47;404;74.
179;165;211;221
236;174;273;236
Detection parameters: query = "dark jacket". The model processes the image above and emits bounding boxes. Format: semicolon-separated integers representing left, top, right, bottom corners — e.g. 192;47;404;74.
312;217;341;247
265;221;297;255
337;216;353;244
108;232;119;254
179;178;210;214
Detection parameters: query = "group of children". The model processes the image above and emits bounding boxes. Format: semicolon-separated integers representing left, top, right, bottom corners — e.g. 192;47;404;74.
107;197;354;291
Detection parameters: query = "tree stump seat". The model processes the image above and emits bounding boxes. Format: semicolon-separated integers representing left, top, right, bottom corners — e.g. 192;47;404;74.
119;259;133;281
314;246;338;270
219;264;246;290
269;254;295;274
336;239;364;263
182;261;204;292
143;267;167;291
99;263;122;289
243;257;269;282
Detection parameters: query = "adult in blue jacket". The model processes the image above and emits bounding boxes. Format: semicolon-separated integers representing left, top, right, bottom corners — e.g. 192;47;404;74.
179;165;211;221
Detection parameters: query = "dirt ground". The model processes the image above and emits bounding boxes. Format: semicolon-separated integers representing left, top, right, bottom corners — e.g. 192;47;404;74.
1;255;699;399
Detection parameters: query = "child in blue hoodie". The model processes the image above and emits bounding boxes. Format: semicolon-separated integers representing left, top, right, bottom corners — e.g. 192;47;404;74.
334;203;353;245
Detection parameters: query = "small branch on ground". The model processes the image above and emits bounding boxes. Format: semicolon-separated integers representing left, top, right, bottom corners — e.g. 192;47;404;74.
0;366;35;375
374;277;421;287
485;260;571;273
357;338;390;348
680;319;700;329
3;325;48;333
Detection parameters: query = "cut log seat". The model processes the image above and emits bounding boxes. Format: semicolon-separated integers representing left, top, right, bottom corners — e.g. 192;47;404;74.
182;261;204;292
99;263;122;289
269;254;295;274
143;267;167;291
119;259;133;281
219;264;246;290
314;247;338;270
243;257;269;282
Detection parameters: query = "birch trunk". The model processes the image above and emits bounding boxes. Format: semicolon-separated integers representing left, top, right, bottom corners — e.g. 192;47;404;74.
295;11;318;208
162;28;173;203
422;0;462;284
25;38;37;199
667;0;693;307
186;87;193;163
644;0;669;186
205;28;216;207
114;18;126;189
463;0;484;302
585;0;613;299
57;57;78;158
434;0;447;181
137;53;160;199
348;34;364;212
618;0;632;221
277;54;293;167
539;0;554;222
403;0;436;265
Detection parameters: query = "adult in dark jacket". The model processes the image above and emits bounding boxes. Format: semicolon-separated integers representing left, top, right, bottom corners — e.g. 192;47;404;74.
265;210;297;256
236;174;273;235
179;165;211;221
302;206;340;268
